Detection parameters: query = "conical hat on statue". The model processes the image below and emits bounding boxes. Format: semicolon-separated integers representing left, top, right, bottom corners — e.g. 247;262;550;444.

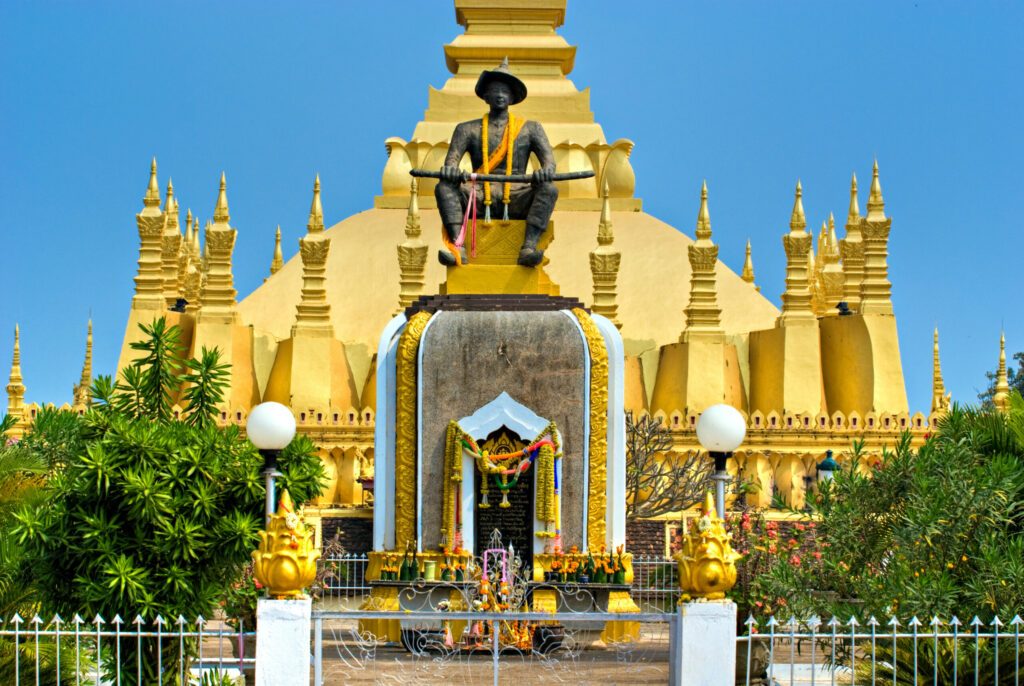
475;57;528;105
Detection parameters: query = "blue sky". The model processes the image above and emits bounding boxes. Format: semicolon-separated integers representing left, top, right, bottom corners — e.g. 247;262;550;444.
1;1;1021;413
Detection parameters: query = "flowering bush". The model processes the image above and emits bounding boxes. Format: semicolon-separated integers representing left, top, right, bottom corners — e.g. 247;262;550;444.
221;564;262;631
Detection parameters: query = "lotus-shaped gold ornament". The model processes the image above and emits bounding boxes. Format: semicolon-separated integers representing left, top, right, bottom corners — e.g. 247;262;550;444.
674;493;741;600
252;490;320;598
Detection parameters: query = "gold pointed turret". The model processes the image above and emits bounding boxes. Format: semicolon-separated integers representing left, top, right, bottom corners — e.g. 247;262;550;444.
858;161;894;315
73;320;93;409
161;179;183;307
993;332;1011;414
198;173;239;322
6;325;26;438
780;181;815;324
396;178;428;312
133;158;166;311
931;328;950;414
294;176;333;334
213;172;230;223
741;239;758;292
840;173;864;310
681;181;722;340
590;181;622;328
816;214;845;315
268;226;284;280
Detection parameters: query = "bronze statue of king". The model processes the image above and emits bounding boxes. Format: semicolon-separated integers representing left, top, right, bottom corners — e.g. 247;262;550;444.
435;58;558;268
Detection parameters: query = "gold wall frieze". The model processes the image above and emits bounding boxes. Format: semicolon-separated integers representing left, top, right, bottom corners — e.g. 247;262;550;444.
394;311;433;547
573;308;608;548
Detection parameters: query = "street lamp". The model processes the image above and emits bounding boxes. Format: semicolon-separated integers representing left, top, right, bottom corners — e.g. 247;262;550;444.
695;404;747;520
816;450;839;484
247;401;297;525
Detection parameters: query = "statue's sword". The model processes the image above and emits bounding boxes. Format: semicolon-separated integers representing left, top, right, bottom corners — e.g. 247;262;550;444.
410;169;595;183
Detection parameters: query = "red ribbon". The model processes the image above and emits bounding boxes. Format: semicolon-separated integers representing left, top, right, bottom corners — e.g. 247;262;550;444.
458;173;479;258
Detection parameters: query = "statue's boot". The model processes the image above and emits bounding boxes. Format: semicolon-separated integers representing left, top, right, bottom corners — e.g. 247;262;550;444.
517;223;546;267
439;225;469;266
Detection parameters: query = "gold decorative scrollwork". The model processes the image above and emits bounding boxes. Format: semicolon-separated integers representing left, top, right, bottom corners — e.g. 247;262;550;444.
394;310;432;547
572;308;608;548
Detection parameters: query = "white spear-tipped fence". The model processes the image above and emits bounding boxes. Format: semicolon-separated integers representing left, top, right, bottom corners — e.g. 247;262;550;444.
738;613;1024;686
0;612;254;685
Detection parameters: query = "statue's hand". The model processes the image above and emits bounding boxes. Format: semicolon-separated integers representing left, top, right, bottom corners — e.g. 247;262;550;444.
440;166;466;184
532;168;555;185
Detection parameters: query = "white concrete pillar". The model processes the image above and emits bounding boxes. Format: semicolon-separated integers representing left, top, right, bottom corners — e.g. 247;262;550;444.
669;601;737;686
255;598;311;686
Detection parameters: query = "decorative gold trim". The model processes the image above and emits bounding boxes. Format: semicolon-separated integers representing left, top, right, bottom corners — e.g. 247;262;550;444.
572;308;608;548
394;311;432;548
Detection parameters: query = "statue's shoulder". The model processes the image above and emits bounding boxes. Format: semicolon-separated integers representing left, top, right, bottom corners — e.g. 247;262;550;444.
454;118;484;134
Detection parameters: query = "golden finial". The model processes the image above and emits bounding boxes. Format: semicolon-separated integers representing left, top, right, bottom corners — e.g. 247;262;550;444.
994;332;1011;413
867;159;886;220
741;239;757;289
695;180;711;240
9;324;22;383
674;492;740;600
931;328;950;414
789;180;806;232
598;180;614;246
269;226;284;277
73;319;93;407
252;489;320;598
307;174;324;233
846;173;860;224
406;178;421;238
213;172;230;223
184;209;194;242
6;324;25;430
828;212;840;253
144;157;161;208
808;239;816;275
164;178;175;212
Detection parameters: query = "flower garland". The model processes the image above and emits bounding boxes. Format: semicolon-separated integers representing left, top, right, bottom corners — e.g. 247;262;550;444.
440;420;561;543
479;113;525;222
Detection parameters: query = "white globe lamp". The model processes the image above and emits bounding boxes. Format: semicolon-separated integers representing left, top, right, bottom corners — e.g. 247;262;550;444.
247;401;297;523
695;404;747;519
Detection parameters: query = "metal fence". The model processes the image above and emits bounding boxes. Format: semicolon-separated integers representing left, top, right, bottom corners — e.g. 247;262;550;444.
317;554;681;612
738;614;1024;686
313;608;675;686
0;612;255;686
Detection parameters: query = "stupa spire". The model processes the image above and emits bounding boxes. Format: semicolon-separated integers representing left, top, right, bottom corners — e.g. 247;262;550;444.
993;332;1011;414
269;226;284;278
132;159;166;311
741;239;758;291
682;182;722;340
840;173;865;311
161;179;184;307
6;324;25;435
397;178;428;312
213;172;230;223
144;157;161;208
198;174;238;321
858;161;894;315
818;215;846;314
294;176;333;334
780;181;815;324
931;328;950;414
590;180;622;328
307;174;324;233
73;319;93;408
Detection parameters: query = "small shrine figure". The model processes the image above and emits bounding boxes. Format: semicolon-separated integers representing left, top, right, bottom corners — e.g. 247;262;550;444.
435;58;557;268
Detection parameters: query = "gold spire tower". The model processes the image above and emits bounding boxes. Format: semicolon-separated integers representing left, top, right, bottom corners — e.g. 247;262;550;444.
741;239;758;291
131;158;166;311
859;161;894;315
6;325;25;438
682;181;723;339
396;179;428;312
818;213;845;314
72;319;93;409
293;176;332;335
589;181;622;328
993;332;1011;414
840;173;865;310
161;180;183;308
178;209;194;296
199;173;239;322
269;226;284;280
931;328;950;414
779;181;815;324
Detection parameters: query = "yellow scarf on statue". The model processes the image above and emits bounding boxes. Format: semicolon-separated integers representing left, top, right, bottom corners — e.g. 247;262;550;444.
479;113;525;209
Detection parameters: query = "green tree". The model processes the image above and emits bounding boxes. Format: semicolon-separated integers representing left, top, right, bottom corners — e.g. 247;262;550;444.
745;393;1024;683
13;318;326;684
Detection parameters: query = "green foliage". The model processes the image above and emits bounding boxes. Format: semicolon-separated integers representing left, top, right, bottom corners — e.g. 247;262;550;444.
11;317;326;682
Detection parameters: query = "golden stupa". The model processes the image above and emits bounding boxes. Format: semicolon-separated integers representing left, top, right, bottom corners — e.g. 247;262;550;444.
8;0;975;545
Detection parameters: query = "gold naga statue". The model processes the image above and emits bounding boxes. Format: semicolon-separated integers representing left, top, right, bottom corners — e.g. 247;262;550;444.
675;493;741;601
253;490;320;598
